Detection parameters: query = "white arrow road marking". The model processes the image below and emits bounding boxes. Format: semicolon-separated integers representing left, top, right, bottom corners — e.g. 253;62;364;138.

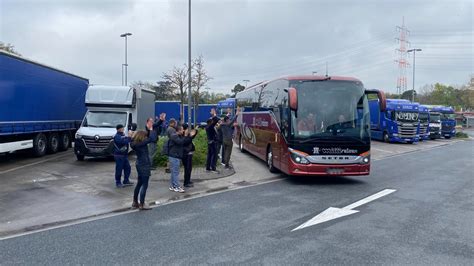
292;189;396;231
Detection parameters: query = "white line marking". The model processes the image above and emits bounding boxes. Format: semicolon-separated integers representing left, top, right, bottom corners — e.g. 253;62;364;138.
0;152;72;175
292;189;396;231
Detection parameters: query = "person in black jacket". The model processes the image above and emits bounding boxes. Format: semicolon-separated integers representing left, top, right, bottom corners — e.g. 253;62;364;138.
167;123;195;193
182;124;198;188
205;109;220;173
130;126;157;210
146;113;166;169
113;124;134;188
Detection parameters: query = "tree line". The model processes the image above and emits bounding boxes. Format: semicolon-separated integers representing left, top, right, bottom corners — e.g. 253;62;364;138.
384;78;474;111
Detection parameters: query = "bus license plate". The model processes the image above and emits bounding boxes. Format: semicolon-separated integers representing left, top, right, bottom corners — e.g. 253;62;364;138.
326;168;344;175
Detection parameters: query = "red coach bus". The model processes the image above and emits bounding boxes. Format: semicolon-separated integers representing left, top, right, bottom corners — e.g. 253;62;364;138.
234;75;385;176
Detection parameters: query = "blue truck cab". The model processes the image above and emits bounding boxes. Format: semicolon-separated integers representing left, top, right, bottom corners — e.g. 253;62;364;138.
432;106;456;139
418;105;430;141
369;98;420;143
217;98;236;117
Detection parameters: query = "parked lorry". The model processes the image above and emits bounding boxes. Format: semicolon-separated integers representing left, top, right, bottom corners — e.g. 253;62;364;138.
427;108;442;139
154;101;216;127
433;106;456;139
0;50;88;157
369;97;420;143
418;105;430;141
74;85;155;160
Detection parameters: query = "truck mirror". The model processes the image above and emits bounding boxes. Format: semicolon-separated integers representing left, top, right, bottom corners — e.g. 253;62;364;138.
288;87;298;112
365;89;386;112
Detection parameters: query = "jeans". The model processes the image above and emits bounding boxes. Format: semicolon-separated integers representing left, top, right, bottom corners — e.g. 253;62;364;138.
148;142;157;167
169;156;181;188
114;155;131;184
133;175;150;204
182;153;193;185
223;140;233;166
206;142;217;171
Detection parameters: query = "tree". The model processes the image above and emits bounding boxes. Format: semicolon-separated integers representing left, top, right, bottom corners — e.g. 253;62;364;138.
401;90;416;101
131;81;176;101
0;42;21;56
192;55;212;125
162;65;189;123
231;83;246;97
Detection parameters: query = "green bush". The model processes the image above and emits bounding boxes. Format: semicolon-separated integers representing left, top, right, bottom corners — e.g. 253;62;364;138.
153;129;208;167
455;131;469;138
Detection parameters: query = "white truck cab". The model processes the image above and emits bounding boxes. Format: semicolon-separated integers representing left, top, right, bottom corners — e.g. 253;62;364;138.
74;85;155;161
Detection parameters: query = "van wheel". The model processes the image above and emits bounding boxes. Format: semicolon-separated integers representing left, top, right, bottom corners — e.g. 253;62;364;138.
444;136;451;139
383;132;390;143
33;133;47;157
266;146;278;173
58;132;70;151
76;154;85;161
47;133;59;154
239;135;246;153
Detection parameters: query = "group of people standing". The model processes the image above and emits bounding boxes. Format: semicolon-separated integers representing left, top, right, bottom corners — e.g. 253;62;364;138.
205;108;239;172
112;107;238;211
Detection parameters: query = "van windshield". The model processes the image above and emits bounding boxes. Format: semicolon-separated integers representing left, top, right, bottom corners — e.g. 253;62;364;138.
83;111;127;128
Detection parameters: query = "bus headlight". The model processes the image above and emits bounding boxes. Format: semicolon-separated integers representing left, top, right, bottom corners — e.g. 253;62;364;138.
289;148;310;165
360;151;370;164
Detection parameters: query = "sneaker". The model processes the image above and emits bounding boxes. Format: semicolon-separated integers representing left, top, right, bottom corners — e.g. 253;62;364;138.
184;183;194;188
116;183;123;188
132;201;139;209
139;203;152;210
173;187;185;193
165;168;171;173
211;170;220;174
123;181;134;186
169;187;175;191
221;163;226;166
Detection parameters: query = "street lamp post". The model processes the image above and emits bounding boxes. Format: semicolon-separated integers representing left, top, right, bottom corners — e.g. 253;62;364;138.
120;32;132;86
243;79;250;88
407;48;422;102
187;0;192;127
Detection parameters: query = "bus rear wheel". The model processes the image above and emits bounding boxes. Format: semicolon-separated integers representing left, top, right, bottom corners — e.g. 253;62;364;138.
266;146;278;173
239;135;246;153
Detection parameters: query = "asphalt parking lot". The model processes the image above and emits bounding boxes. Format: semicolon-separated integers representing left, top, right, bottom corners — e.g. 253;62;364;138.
0;137;467;238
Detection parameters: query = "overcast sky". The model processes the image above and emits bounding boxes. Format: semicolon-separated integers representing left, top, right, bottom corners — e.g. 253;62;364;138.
1;0;472;94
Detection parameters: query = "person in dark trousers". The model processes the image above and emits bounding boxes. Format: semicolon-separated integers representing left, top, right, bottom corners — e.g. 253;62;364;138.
146;113;166;169
130;125;157;210
167;123;195;192
182;124;198;188
216;121;224;164
220;109;239;168
113;124;134;188
205;108;220;173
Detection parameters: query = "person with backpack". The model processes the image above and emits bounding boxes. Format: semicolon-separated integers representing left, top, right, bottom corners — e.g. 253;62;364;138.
166;121;195;192
182;124;198;188
113;124;134;188
130;124;158;210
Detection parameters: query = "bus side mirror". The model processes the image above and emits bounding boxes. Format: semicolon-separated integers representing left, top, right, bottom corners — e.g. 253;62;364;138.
365;89;386;112
288;87;298;111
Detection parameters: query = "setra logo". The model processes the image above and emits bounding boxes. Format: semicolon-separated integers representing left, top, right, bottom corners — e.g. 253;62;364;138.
313;147;320;154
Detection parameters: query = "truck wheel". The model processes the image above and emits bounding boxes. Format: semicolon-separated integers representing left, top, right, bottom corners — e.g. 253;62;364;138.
58;132;70;151
266;146;278;173
76;154;85;161
47;133;59;154
383;132;390;143
239;135;246;153
33;133;47;157
444;136;451;139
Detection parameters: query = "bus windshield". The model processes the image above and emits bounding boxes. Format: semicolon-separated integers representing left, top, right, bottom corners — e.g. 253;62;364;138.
290;80;370;143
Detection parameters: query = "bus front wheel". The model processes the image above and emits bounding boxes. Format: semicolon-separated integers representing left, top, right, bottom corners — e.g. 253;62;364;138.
266;146;278;173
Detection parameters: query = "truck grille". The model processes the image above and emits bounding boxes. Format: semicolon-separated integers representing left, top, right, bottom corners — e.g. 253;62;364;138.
397;124;417;138
430;126;440;132
419;124;428;135
83;136;113;149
